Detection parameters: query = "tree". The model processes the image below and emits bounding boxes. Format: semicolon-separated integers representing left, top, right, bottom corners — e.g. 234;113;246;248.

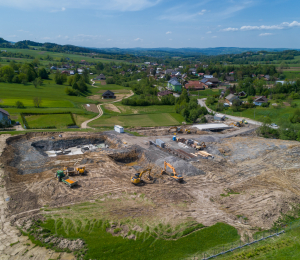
33;97;42;108
38;68;49;79
20;63;37;82
15;101;25;108
0;65;15;82
32;77;43;88
213;72;218;78
247;96;253;104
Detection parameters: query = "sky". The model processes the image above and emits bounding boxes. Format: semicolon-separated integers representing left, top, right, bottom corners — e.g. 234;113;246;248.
0;0;299;49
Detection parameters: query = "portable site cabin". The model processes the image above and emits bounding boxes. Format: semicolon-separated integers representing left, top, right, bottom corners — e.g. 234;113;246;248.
156;139;165;148
114;125;124;133
214;114;225;121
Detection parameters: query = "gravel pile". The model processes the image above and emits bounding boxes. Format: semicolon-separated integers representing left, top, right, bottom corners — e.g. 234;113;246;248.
156;156;205;176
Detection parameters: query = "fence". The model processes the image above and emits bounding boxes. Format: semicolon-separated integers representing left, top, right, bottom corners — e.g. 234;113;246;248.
196;220;300;260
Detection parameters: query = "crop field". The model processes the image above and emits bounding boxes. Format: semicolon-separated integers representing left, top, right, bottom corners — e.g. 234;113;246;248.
25;113;75;129
89;113;183;127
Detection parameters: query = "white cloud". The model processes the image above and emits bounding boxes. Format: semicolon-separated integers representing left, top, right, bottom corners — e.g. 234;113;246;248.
259;33;273;36
18;29;29;33
206;31;212;34
222;27;239;32
7;35;17;38
223;21;300;32
0;0;160;12
212;36;217;38
166;31;172;34
169;38;172;41
198;9;207;15
50;6;66;12
134;38;143;41
107;39;112;41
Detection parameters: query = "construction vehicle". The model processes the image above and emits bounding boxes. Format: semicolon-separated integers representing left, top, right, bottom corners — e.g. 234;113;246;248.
131;168;153;185
185;129;191;134
63;166;85;176
160;161;183;183
56;170;78;188
196;142;206;150
168;127;183;133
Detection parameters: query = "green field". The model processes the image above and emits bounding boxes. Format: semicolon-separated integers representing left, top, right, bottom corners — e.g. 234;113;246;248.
89;113;184;127
210;99;300;124
25;114;75;129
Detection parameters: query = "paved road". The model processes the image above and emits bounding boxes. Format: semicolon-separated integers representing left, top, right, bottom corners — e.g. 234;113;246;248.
197;98;263;126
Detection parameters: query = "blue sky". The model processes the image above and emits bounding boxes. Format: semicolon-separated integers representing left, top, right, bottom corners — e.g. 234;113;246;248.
0;0;299;49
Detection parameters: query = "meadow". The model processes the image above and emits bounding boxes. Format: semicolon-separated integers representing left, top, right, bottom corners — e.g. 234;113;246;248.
25;113;75;129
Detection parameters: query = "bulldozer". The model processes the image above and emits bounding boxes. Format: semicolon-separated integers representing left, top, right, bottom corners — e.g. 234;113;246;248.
160;161;183;182
131;168;153;185
195;142;206;150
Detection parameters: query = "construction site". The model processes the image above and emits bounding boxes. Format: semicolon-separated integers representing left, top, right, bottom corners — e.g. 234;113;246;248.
1;122;300;259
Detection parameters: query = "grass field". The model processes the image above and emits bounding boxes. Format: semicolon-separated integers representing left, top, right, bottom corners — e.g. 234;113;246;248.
89;113;184;127
210;99;300;124
28;198;240;260
25;114;75;129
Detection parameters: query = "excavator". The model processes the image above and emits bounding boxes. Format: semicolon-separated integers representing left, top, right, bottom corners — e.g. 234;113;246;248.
63;166;85;176
131;168;153;185
195;142;206;150
160;161;183;183
168;127;183;133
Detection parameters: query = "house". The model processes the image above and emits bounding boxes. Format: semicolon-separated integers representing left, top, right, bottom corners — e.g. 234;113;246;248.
264;75;271;81
253;96;268;106
0;108;11;125
198;73;204;77
189;68;197;75
157;90;173;97
214;114;225;121
77;69;84;73
61;70;69;75
167;78;182;92
225;76;234;82
95;74;106;80
165;69;176;75
229;71;234;75
50;66;57;70
102;90;116;99
225;94;240;106
238;91;247;97
204;75;213;78
70;70;75;75
200;78;219;88
184;81;205;90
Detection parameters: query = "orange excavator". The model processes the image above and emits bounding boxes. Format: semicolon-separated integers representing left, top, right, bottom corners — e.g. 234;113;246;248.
161;161;183;182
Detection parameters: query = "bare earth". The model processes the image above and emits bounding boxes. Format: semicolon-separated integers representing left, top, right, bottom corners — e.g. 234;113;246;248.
1;127;300;257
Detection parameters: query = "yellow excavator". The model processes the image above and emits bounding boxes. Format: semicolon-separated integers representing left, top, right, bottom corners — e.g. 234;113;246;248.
161;161;183;182
63;166;85;176
131;168;153;185
185;129;191;134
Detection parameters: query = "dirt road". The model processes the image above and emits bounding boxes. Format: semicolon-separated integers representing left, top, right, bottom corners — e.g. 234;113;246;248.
197;98;263;126
81;90;134;129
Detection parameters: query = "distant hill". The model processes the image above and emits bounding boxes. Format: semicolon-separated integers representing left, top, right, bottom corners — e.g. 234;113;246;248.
0;37;298;57
93;47;293;56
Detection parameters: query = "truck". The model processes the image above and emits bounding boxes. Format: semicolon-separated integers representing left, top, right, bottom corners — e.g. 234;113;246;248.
56;170;78;188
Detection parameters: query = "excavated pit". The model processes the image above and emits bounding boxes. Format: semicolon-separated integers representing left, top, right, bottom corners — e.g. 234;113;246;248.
3;133;121;175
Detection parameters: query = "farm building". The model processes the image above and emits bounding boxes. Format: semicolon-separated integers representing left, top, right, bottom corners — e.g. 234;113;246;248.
102;90;116;99
0;108;11;126
184;81;205;90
